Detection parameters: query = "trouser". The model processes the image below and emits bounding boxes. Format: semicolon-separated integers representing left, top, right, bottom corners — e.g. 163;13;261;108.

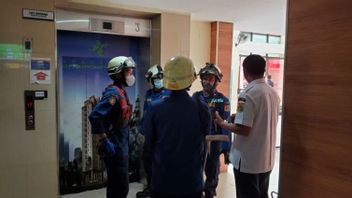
143;148;152;188
151;191;203;198
204;142;221;198
104;155;129;198
234;167;271;198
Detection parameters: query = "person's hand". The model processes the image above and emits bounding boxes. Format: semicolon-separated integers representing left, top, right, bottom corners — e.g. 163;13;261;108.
226;114;236;123
213;111;224;125
99;138;116;157
222;150;231;165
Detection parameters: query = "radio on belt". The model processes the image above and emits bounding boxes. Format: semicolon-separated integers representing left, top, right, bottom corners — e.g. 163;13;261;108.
24;90;48;130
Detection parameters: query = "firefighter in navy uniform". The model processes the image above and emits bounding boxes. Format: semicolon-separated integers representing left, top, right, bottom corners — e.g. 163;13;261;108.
136;64;171;198
143;64;171;116
192;63;231;198
144;56;211;198
89;56;136;198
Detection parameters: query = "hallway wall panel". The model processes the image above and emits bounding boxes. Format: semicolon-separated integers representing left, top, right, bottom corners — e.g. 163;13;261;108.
279;0;352;197
0;1;58;198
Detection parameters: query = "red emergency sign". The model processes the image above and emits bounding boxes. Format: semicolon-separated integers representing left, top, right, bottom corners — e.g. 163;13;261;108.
34;71;48;80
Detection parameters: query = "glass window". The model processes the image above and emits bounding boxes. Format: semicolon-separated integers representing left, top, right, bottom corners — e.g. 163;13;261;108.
268;35;281;44
266;58;284;102
238;56;248;93
267;53;283;58
252;33;267;43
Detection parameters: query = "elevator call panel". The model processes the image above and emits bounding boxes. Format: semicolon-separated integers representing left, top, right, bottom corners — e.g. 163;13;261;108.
24;90;48;130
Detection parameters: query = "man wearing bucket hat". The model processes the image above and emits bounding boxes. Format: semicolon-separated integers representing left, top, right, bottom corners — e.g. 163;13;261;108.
143;56;211;198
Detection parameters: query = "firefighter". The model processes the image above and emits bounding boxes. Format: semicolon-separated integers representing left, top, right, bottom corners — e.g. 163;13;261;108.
89;56;136;198
192;63;231;198
143;64;171;118
137;64;171;198
143;56;211;198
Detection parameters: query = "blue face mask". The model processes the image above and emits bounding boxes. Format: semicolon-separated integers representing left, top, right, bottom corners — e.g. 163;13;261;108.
153;79;163;89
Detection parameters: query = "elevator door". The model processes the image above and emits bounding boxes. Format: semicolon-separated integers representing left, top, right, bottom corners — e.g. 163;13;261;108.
57;30;149;194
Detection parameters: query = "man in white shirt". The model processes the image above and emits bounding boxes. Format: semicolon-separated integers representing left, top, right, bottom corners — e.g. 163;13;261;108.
214;54;280;198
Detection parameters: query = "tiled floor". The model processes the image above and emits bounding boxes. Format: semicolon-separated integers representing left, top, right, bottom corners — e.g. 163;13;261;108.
62;148;280;198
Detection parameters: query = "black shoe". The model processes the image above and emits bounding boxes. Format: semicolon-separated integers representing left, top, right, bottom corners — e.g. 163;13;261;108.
136;188;151;198
204;190;214;198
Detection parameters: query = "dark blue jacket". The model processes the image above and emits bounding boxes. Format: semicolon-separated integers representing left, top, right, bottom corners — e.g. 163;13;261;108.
143;90;211;194
89;84;132;156
143;88;171;113
141;88;171;135
192;91;232;152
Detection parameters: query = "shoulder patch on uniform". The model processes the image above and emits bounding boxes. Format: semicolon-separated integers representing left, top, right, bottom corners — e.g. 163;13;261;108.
208;100;215;107
237;97;246;112
109;95;117;105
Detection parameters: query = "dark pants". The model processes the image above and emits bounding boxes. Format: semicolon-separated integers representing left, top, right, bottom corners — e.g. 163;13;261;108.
234;168;271;198
151;191;203;198
143;148;152;187
104;155;129;198
204;142;221;198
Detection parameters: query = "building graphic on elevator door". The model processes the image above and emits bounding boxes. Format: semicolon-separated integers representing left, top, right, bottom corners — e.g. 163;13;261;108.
81;96;105;183
57;30;149;194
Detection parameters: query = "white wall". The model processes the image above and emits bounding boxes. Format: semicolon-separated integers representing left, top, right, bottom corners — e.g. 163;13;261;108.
189;20;211;95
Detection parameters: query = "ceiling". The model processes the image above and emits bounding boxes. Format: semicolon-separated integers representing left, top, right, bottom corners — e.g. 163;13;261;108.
108;0;287;35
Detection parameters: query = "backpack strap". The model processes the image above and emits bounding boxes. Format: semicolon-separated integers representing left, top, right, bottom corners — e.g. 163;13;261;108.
113;85;132;127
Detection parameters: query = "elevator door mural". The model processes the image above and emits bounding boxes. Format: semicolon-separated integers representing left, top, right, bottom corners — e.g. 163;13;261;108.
58;30;149;194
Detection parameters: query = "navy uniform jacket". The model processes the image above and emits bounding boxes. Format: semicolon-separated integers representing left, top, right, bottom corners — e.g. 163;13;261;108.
192;91;231;152
143;88;171;113
140;88;171;135
89;84;132;156
143;91;211;194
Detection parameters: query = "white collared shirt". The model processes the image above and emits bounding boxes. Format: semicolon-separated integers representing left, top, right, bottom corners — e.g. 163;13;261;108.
230;78;280;173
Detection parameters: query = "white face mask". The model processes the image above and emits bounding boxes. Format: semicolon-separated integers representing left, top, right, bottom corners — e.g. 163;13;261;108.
125;75;135;86
153;79;163;89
